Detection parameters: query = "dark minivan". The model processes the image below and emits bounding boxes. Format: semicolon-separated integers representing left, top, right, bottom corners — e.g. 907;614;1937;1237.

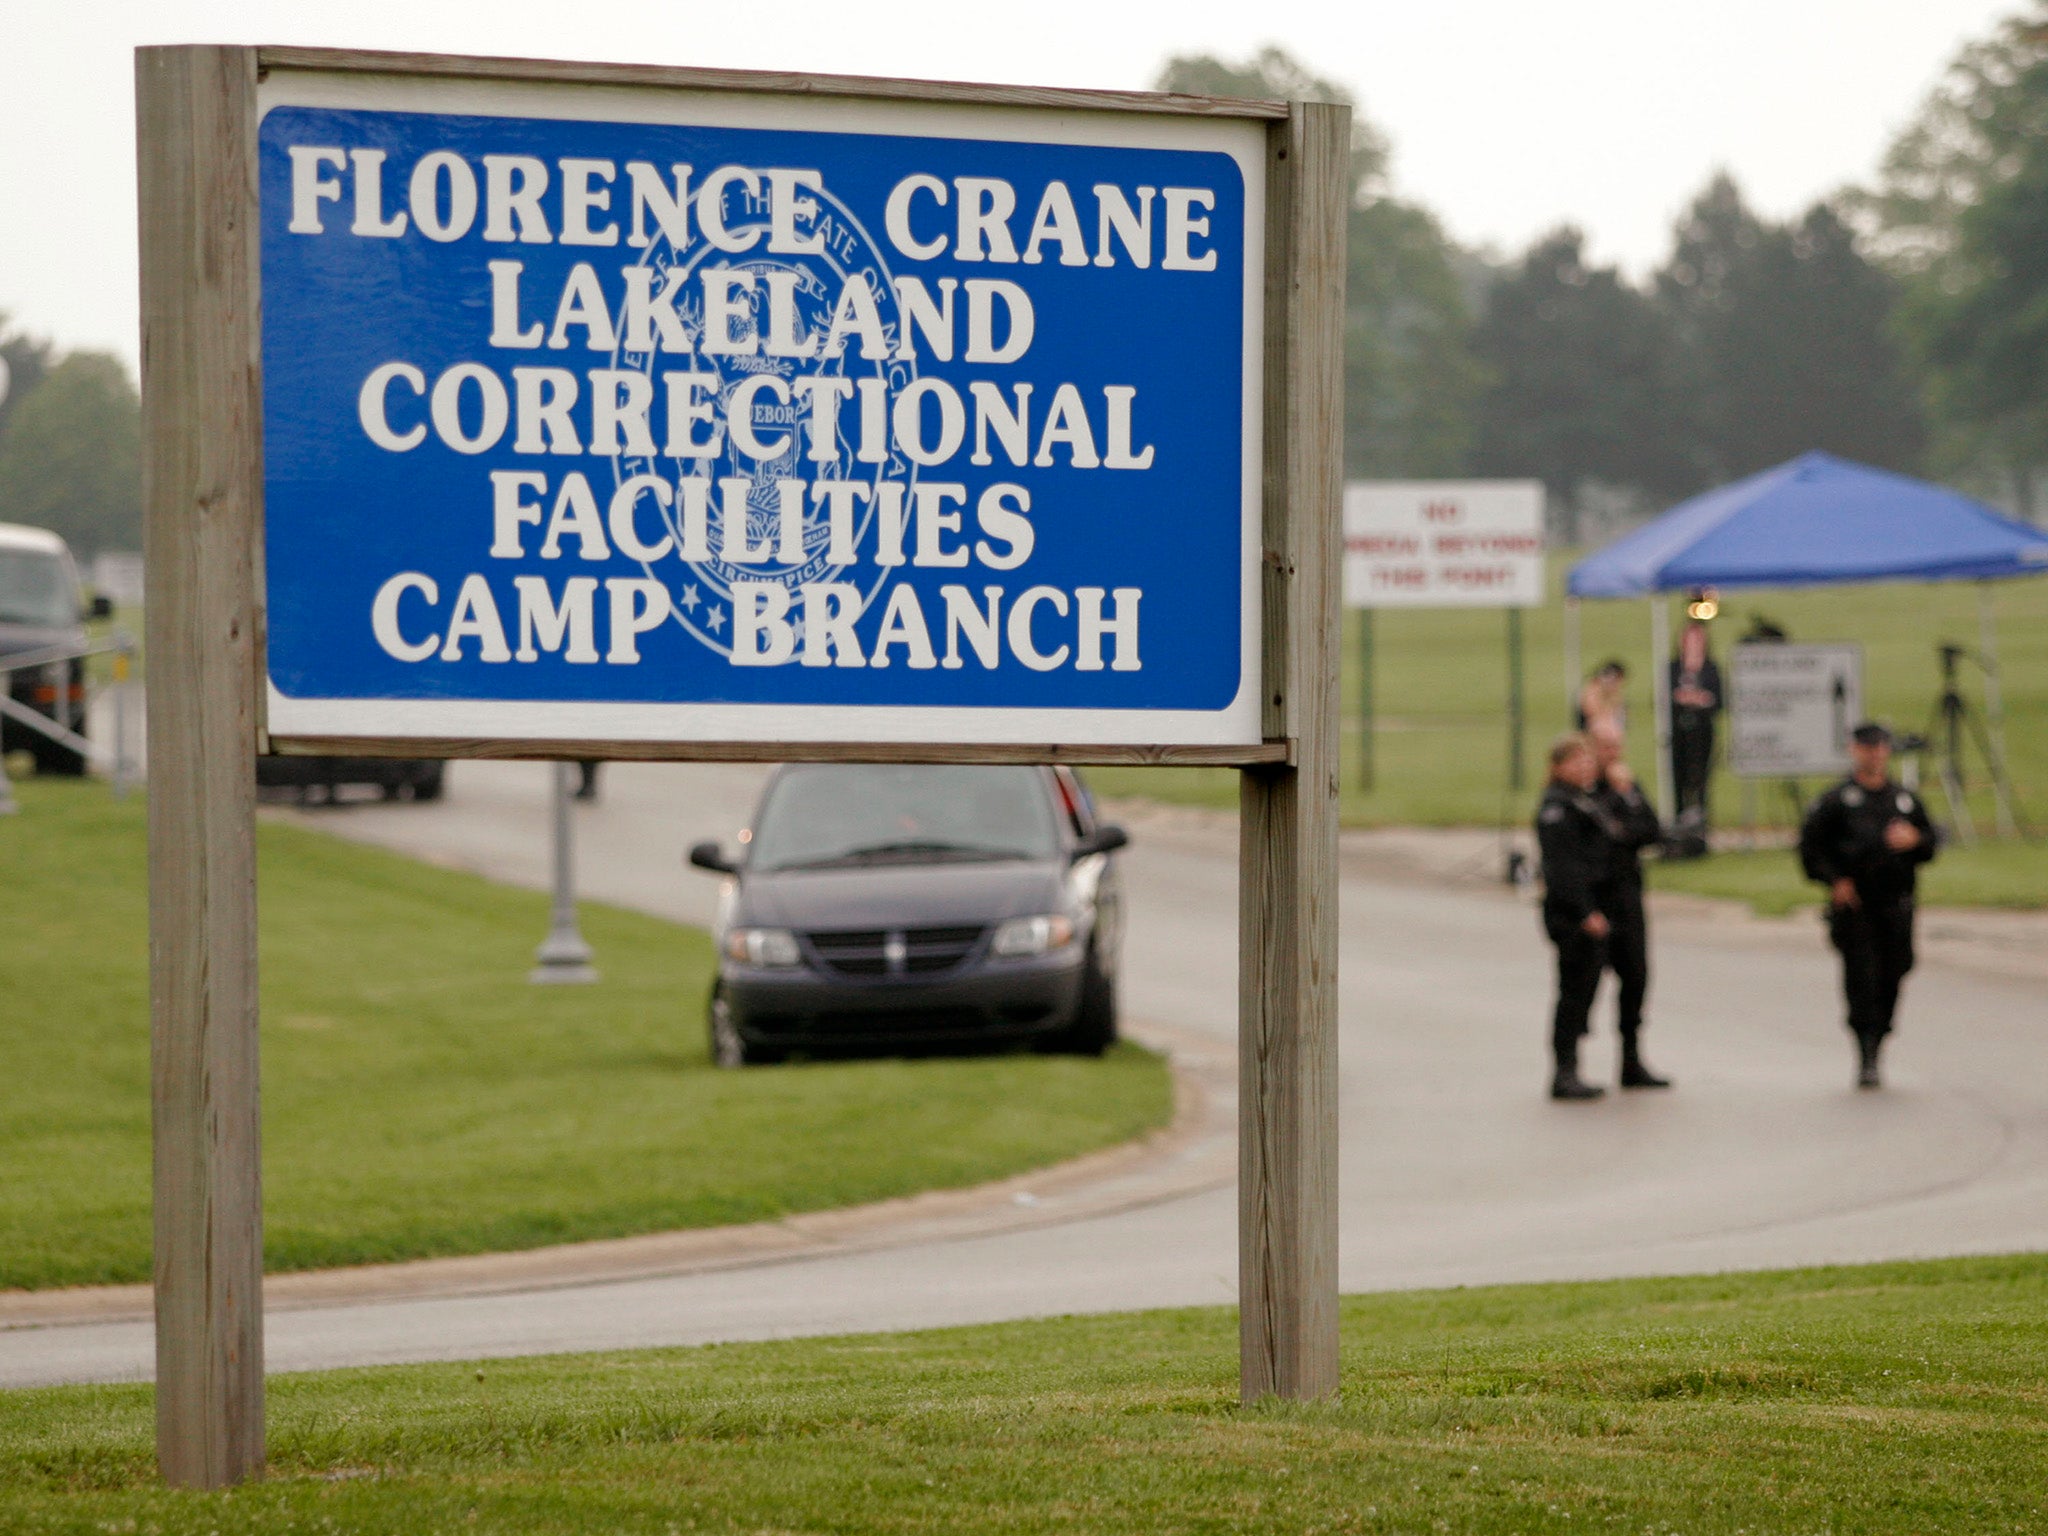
688;763;1128;1066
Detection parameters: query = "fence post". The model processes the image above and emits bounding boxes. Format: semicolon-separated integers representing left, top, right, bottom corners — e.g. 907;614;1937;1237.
1356;610;1375;791
1507;608;1525;791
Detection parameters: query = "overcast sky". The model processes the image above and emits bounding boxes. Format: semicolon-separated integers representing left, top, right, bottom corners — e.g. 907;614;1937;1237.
0;0;2014;368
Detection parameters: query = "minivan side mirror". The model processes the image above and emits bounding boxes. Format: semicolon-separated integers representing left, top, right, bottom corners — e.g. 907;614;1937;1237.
88;594;114;621
687;840;739;874
1071;824;1129;860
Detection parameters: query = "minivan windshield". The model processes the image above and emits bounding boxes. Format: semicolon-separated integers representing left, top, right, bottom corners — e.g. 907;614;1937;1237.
749;765;1060;872
0;549;76;628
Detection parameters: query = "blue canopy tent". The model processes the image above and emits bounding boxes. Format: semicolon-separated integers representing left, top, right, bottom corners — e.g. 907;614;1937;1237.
1563;451;2048;822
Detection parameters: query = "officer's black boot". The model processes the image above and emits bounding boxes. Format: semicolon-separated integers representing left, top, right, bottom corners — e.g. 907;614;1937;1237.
1856;1034;1883;1090
1551;1040;1604;1101
1619;1036;1671;1090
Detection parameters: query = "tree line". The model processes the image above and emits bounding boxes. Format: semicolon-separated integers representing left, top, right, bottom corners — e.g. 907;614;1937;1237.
0;320;140;559
5;8;2045;559
1162;4;2048;533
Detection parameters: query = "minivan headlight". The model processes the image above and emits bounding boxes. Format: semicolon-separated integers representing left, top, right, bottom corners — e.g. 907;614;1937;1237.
990;914;1075;957
724;927;802;967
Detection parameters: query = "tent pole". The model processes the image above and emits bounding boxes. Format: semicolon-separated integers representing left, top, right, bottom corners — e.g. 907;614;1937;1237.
1649;594;1673;826
1563;597;1581;728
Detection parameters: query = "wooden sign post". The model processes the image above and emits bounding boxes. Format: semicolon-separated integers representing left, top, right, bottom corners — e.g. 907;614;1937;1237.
1242;101;1345;1400
138;46;267;1488
135;44;1345;1485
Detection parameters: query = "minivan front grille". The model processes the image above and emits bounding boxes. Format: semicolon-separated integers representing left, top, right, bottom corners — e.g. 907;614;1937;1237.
902;926;987;973
806;929;891;975
805;925;987;977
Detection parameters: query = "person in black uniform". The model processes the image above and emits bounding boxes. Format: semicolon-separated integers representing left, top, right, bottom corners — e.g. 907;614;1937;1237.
1536;733;1616;1101
1798;722;1939;1088
1588;721;1671;1089
1667;616;1722;838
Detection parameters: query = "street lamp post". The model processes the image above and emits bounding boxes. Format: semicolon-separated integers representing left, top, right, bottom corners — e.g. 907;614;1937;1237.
531;760;597;984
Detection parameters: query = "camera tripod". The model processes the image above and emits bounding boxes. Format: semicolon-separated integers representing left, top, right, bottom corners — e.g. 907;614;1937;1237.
1903;643;2026;843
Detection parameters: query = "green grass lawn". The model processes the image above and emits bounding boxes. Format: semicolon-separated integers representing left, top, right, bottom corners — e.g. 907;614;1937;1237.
1649;840;2048;915
0;779;1170;1291
4;1254;2044;1533
1088;555;2048;840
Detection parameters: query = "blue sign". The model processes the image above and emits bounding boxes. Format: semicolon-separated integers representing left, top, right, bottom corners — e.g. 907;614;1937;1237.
257;80;1262;744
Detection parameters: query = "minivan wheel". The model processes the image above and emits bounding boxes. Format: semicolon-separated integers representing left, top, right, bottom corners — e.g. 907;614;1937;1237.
1040;947;1118;1057
708;985;779;1067
31;739;88;777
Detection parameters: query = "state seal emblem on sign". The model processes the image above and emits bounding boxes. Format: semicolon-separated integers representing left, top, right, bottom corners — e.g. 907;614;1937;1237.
609;171;916;659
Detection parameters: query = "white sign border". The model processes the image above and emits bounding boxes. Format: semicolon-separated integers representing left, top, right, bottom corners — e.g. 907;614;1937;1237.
1341;478;1546;611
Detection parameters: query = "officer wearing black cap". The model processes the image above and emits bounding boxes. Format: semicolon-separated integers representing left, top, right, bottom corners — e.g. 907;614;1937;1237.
1798;722;1939;1088
1536;733;1618;1101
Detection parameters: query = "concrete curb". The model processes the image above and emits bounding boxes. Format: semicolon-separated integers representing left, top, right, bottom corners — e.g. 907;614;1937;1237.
0;1019;1233;1333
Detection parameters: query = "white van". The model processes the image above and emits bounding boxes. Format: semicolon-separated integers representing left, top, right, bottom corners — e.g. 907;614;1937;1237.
0;522;109;775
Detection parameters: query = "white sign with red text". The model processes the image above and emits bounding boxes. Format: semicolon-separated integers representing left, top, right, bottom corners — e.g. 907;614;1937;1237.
1342;480;1545;609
